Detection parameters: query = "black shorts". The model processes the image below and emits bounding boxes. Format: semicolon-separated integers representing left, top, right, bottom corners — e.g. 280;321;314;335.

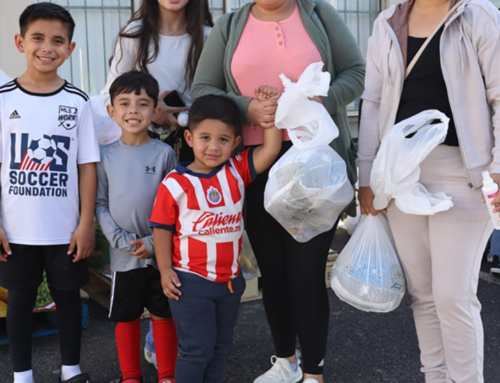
0;243;89;291
109;265;171;322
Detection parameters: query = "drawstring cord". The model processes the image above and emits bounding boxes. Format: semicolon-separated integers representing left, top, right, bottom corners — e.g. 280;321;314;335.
228;280;234;294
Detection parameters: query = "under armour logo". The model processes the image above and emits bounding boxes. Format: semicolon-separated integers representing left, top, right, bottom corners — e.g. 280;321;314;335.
145;166;156;174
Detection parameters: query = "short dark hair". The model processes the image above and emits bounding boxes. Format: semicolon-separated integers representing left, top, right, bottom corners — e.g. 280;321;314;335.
109;71;160;107
20;3;76;42
189;95;242;137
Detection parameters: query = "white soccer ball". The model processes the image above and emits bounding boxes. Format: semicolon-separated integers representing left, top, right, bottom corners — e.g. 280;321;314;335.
28;136;57;165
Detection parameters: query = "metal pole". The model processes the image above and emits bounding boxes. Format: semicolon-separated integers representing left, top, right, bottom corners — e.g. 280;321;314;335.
223;0;231;13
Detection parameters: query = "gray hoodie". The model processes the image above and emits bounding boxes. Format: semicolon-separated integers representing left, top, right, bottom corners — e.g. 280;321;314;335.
358;0;500;188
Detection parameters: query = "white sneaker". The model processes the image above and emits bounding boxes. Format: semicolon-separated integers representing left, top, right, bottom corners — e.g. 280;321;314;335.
254;351;303;383
303;379;320;383
144;346;158;370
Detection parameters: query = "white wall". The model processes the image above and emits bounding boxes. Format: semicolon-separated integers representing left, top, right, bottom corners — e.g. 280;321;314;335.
0;0;34;78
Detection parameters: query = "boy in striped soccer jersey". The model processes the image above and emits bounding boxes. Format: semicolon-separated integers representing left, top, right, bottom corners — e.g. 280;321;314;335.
150;94;282;383
0;3;99;383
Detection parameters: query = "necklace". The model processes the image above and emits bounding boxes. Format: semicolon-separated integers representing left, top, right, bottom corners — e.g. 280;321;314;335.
162;24;187;36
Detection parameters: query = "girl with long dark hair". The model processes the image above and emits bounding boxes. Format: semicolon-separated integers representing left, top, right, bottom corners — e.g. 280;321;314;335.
102;0;213;160
101;1;213;382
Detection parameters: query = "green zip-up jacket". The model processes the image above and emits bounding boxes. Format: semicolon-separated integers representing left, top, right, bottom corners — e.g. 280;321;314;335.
191;0;365;186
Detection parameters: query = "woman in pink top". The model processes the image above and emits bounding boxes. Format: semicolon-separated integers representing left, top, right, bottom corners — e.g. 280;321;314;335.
192;1;365;382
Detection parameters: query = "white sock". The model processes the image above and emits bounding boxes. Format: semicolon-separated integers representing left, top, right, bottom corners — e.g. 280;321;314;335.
61;365;82;381
288;360;298;372
13;370;34;383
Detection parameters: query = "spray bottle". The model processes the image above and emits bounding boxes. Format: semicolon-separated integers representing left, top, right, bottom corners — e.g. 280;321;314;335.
482;170;500;229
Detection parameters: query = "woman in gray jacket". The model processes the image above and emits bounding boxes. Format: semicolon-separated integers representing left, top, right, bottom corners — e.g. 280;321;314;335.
358;1;500;382
192;1;364;382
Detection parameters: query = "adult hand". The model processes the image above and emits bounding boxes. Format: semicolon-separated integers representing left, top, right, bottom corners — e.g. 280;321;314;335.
0;226;11;262
154;91;188;128
131;238;151;260
161;268;182;301
359;186;386;216
247;98;278;129
309;96;325;106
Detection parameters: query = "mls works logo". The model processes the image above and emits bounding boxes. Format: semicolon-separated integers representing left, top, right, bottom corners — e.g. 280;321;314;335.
58;105;77;130
206;186;222;205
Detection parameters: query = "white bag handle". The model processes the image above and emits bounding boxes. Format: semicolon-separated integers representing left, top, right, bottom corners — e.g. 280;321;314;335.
405;0;465;79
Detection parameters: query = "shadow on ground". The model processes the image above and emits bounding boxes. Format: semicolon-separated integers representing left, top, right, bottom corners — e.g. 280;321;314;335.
1;279;499;383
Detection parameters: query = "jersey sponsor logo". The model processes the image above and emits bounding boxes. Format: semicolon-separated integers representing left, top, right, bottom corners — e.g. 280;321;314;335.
145;166;156;174
58;105;77;130
207;186;222;205
192;211;242;236
8;133;71;198
9;110;21;119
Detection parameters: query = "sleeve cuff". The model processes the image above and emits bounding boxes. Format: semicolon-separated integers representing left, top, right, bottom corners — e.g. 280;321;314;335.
358;161;373;188
247;146;258;181
77;157;100;165
150;222;176;232
141;235;155;256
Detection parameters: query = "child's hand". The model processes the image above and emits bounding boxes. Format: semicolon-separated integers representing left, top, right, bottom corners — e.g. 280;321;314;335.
131;238;151;260
68;225;94;263
0;226;11;262
254;85;280;101
161;268;182;301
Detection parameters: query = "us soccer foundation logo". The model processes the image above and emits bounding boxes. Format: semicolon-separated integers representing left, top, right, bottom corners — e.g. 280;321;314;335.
8;133;71;197
207;186;222;205
58;105;78;130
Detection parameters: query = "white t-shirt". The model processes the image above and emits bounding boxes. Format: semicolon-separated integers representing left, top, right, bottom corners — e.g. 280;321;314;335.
0;80;100;245
101;21;212;107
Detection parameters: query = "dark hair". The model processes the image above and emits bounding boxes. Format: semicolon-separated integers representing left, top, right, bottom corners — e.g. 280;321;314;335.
110;0;213;90
109;71;160;107
20;2;75;42
189;95;242;137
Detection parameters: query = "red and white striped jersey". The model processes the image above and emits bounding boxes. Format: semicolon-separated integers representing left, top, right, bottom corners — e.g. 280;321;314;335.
150;147;256;282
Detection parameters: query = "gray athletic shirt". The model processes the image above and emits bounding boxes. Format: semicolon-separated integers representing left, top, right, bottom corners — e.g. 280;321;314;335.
96;139;177;272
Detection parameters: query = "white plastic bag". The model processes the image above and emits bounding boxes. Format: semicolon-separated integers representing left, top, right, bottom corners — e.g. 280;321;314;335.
330;214;406;313
275;62;335;150
371;110;453;215
89;93;122;146
264;62;354;243
240;231;260;280
265;146;354;243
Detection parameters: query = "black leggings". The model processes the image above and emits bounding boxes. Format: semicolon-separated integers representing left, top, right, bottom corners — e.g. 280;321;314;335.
246;142;336;375
7;286;82;372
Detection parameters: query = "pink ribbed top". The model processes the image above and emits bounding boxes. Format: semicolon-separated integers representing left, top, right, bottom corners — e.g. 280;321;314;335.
231;4;322;146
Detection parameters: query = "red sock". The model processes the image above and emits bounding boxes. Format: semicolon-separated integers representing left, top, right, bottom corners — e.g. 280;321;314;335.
115;319;142;380
152;317;178;379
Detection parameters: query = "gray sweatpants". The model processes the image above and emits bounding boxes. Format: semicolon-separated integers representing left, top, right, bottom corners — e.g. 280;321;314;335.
387;145;492;383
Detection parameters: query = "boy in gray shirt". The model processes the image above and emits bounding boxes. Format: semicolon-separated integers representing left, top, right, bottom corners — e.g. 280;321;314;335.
95;71;177;383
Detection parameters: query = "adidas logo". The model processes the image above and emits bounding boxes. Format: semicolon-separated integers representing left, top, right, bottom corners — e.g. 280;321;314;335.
9;110;21;119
